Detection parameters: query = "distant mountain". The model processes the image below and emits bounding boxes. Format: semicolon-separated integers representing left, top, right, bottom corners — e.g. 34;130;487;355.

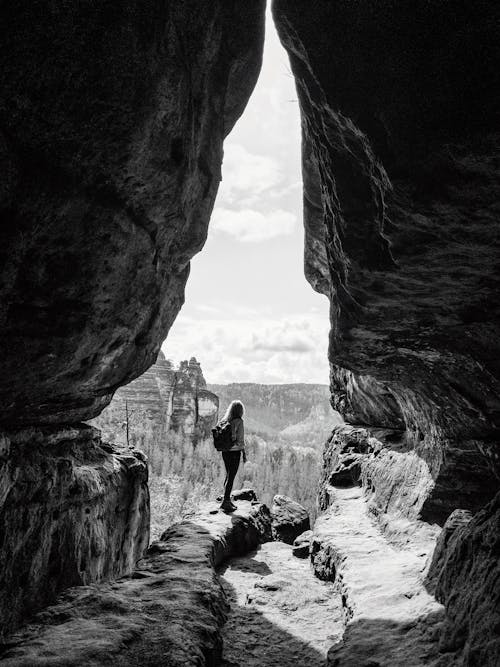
207;382;342;447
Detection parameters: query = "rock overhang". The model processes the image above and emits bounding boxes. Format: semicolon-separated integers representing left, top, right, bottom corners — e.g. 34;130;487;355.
272;0;500;498
0;0;266;426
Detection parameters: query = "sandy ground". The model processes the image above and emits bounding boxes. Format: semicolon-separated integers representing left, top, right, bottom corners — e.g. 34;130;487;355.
218;541;343;666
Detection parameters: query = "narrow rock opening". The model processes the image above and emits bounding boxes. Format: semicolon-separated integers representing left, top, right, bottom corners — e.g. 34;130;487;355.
90;8;341;543
1;0;499;663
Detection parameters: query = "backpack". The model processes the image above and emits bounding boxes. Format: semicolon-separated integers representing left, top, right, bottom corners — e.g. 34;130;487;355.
212;420;234;451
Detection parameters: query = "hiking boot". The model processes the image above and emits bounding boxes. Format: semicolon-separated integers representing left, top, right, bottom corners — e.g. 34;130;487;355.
220;499;235;513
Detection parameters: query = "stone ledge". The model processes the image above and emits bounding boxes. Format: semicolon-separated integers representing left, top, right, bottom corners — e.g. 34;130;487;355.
311;487;448;666
0;425;149;640
0;501;271;666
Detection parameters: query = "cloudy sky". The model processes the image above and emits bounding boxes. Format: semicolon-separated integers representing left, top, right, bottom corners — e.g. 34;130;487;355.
162;11;330;384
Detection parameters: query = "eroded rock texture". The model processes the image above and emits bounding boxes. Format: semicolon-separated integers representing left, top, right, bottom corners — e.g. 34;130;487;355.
0;1;265;642
273;1;500;662
0;500;271;666
0;0;265;425
426;495;500;665
271;494;310;544
273;0;500;521
0;425;149;639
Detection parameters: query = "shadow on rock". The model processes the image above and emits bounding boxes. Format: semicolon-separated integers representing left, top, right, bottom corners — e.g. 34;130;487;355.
326;611;456;667
219;576;330;667
219;550;272;577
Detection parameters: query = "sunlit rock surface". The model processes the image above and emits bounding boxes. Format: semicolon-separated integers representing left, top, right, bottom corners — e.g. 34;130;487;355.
312;487;445;666
219;540;343;666
0;425;149;639
0;1;265;425
91;353;218;445
0;500;271;666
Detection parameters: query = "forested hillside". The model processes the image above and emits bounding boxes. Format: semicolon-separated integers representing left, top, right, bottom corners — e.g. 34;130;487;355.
209;382;341;444
144;383;341;538
92;373;342;539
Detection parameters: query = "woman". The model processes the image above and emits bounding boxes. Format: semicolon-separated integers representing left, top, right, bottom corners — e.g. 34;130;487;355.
220;399;247;512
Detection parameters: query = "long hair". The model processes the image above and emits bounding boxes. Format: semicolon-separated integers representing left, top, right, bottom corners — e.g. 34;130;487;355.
223;399;244;422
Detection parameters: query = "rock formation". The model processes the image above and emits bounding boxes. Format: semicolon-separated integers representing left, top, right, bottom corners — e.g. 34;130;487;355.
0;500;272;665
0;2;265;425
0;0;265;641
0;425;149;640
1;0;499;661
292;530;313;559
273;1;500;662
426;498;500;664
271;495;310;545
90;352;218;446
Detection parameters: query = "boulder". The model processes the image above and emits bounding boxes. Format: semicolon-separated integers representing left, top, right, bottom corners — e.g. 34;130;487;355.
292;530;313;559
232;488;258;502
426;495;500;665
271;495;310;544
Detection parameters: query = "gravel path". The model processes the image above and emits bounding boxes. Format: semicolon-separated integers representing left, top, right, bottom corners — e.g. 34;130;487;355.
218;541;343;666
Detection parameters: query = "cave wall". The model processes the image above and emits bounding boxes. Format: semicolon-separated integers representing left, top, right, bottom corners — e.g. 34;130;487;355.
0;0;265;638
272;0;500;661
0;425;149;639
273;0;500;520
0;0;265;426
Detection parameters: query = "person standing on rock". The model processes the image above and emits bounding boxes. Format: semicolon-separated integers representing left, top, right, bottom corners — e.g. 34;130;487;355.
220;399;247;512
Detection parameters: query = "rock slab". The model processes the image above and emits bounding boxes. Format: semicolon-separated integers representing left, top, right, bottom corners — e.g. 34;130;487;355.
0;501;272;666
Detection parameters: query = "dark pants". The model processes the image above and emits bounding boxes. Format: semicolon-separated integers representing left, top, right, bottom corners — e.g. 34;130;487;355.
222;450;241;500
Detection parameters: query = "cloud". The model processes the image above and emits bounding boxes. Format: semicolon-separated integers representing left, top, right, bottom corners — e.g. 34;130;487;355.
219;143;283;204
249;324;315;354
162;314;330;384
211;207;296;243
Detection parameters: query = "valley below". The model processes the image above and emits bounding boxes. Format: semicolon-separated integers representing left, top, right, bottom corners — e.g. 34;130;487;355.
90;356;342;538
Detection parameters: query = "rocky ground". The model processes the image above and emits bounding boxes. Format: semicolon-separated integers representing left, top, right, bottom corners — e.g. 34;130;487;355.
219;541;343;667
313;487;450;666
0;501;271;666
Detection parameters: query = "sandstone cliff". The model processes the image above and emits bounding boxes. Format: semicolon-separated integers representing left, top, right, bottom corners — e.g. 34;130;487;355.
0;0;265;639
0;1;265;426
91;353;218;446
273;1;500;662
0;425;149;640
0;0;499;661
